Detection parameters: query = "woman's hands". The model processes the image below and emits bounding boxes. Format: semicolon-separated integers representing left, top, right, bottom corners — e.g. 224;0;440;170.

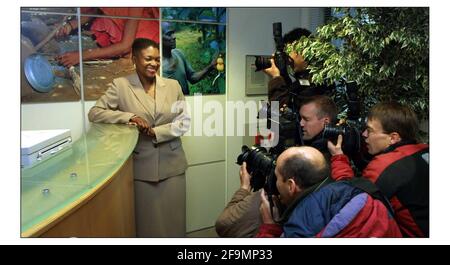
129;116;155;137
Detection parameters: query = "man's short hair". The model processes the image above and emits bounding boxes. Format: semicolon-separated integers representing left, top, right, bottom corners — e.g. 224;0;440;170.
279;151;330;189
132;38;159;56
368;101;419;141
283;27;312;45
301;95;338;123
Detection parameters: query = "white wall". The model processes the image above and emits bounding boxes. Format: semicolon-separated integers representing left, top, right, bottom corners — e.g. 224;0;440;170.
182;94;226;232
21;102;85;141
299;8;326;33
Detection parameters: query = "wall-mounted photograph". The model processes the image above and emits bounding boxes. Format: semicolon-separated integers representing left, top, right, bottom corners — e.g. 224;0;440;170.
161;8;226;95
21;7;160;102
21;11;80;102
162;7;227;23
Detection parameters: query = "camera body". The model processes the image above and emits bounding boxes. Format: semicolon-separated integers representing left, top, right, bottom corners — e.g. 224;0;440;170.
254;22;303;156
266;105;300;155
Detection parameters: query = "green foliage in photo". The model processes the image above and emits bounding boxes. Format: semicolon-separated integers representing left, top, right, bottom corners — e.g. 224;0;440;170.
172;23;226;95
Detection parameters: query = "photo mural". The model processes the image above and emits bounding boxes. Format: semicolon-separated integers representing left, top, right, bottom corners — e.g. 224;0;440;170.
161;8;227;95
20;7;226;103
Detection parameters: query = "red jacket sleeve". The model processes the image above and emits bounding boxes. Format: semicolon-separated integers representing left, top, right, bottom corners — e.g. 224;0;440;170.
331;154;355;181
255;224;283;238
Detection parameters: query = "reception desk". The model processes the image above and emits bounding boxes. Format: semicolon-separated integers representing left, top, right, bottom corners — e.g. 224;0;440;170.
21;123;139;237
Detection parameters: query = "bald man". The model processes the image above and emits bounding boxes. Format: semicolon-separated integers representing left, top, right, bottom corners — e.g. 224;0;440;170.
257;146;402;238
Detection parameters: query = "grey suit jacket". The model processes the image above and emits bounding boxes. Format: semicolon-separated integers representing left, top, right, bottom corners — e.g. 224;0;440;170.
88;73;190;182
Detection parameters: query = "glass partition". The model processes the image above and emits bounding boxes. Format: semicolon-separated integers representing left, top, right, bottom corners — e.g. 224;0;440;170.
21;123;138;236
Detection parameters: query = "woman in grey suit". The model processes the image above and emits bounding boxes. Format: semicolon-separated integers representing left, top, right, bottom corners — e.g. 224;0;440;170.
88;38;190;237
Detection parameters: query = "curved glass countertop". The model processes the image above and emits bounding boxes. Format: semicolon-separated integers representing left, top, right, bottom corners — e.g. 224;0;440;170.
21;123;138;236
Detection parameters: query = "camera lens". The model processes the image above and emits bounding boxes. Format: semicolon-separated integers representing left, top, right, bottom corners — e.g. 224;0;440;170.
322;124;361;156
236;145;277;193
254;56;272;72
322;124;346;140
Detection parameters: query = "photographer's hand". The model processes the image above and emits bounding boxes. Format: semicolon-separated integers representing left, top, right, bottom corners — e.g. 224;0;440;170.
263;57;280;79
327;134;344;156
239;162;252;192
259;189;276;224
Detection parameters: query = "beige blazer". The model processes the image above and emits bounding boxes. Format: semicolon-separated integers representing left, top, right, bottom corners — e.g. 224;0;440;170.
88;73;190;182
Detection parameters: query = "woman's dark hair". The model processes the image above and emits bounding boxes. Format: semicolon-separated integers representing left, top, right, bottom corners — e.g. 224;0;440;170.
132;38;159;56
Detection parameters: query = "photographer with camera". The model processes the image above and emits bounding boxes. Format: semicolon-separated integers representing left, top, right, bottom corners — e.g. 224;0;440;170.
298;95;338;158
256;146;401;237
262;27;332;108
328;101;429;237
215;95;338;237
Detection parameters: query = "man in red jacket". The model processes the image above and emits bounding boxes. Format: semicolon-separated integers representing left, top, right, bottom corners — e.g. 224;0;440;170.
328;101;429;237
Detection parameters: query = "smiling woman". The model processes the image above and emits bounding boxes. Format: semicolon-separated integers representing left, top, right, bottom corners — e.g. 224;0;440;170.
132;41;160;108
132;39;161;99
88;38;191;237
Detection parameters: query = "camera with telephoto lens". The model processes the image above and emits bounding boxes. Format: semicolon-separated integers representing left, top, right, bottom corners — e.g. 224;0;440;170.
236;145;278;196
254;22;303;157
254;56;272;71
254;22;291;86
322;121;361;156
